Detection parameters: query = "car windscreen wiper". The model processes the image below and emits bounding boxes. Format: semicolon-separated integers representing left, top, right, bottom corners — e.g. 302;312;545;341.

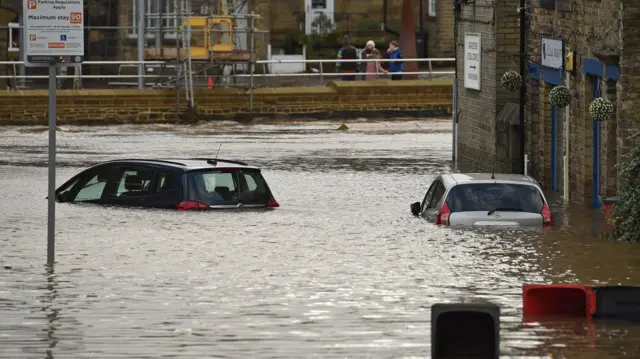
487;207;523;215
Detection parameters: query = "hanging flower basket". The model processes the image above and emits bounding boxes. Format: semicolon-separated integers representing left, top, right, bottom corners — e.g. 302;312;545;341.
589;97;614;121
549;85;572;108
501;70;523;92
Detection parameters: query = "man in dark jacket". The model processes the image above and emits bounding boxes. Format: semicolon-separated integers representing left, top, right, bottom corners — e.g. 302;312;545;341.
387;40;403;80
336;35;360;81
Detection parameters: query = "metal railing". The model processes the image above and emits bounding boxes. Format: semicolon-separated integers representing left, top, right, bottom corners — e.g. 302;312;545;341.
0;58;455;89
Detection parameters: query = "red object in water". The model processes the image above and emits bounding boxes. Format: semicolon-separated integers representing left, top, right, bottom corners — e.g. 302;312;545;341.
177;201;209;211
436;202;451;226
541;204;553;228
207;76;213;89
266;199;280;208
523;284;596;318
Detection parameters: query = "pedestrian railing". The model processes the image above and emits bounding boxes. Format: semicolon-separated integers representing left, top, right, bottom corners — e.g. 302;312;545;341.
0;58;455;89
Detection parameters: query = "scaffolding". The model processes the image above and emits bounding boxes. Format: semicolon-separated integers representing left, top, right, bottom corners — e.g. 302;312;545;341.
128;0;269;114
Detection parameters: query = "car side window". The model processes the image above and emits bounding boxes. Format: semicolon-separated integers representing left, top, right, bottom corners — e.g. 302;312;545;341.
429;181;446;209
74;168;111;202
421;182;438;211
153;171;177;194
113;167;155;197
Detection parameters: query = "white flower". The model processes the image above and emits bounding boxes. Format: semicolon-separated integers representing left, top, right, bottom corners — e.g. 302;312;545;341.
501;71;523;92
549;86;572;108
589;97;614;121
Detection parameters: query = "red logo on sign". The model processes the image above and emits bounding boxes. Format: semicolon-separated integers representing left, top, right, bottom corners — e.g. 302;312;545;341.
70;12;82;24
48;42;65;48
27;0;37;9
29;34;36;41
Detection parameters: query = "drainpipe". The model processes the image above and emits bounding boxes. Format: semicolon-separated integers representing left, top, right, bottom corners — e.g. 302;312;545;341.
419;0;424;30
453;0;461;170
518;0;526;174
383;0;399;36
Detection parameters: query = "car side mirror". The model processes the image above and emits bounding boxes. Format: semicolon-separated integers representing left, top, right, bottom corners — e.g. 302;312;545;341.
411;202;421;216
56;191;71;203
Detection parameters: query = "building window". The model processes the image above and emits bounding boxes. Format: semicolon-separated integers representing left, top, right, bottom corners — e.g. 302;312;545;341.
130;0;192;39
428;0;436;16
311;0;327;9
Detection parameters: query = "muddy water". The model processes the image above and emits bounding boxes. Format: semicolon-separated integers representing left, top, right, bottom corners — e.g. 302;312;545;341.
1;119;640;358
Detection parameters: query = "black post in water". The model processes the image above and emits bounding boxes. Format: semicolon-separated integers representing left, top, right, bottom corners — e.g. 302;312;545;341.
431;303;500;359
47;64;57;265
518;0;526;174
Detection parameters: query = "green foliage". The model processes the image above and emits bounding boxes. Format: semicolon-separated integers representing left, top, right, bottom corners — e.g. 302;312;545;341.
299;14;338;59
612;113;640;242
356;19;380;32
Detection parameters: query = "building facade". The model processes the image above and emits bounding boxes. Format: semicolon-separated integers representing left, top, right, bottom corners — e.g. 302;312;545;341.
526;0;639;205
454;0;522;174
455;0;640;205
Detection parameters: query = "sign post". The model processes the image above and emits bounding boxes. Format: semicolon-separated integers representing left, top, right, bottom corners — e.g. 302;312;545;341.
464;33;481;90
23;0;84;265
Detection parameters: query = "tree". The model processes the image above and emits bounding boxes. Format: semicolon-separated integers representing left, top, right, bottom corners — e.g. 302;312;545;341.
612;113;640;241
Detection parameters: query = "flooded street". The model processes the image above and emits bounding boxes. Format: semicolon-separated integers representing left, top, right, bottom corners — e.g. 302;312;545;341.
1;119;640;358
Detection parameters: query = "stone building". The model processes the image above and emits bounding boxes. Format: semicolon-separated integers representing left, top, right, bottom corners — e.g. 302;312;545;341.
526;0;639;205
455;0;640;205
264;0;454;58
454;0;522;174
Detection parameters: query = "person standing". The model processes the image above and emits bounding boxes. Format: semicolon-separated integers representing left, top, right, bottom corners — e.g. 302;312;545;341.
360;40;375;79
365;49;388;80
387;40;403;81
336;35;360;81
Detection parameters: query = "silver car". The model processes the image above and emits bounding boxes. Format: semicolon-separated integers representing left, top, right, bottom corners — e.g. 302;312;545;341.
410;173;553;228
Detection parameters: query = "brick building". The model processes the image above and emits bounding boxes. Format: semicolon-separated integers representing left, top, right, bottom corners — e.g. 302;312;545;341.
454;0;522;174
455;0;640;205
526;0;639;205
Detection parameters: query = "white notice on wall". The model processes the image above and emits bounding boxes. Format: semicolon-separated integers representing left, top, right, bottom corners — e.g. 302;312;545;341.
541;37;563;69
23;0;85;65
464;33;481;90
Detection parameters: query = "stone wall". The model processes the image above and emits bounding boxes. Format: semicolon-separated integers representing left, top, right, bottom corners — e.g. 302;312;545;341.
526;0;638;204
0;80;453;125
455;0;521;174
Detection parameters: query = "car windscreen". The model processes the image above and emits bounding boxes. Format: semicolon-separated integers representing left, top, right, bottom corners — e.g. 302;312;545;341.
446;183;544;213
185;169;271;206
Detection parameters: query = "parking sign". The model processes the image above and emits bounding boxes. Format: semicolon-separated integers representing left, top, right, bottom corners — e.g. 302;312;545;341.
23;0;84;66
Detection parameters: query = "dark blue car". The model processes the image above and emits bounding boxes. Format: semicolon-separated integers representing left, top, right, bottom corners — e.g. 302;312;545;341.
55;158;279;211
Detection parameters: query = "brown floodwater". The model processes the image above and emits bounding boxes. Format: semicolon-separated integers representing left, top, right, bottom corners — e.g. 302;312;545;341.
1;118;639;358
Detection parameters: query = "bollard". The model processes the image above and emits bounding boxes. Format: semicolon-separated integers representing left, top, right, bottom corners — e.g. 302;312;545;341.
522;284;595;318
593;286;640;321
431;303;500;359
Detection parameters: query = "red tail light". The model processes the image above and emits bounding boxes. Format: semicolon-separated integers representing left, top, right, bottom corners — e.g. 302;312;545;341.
266;199;280;208
177;201;209;211
542;204;553;227
436;202;451;226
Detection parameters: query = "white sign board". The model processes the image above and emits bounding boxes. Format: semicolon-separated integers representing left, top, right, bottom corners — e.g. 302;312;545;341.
541;37;563;69
23;0;84;66
464;33;481;90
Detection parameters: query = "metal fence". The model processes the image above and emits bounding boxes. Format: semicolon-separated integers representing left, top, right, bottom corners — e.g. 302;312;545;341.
0;58;455;90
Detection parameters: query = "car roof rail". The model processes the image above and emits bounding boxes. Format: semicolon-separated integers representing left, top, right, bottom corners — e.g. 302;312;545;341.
187;158;249;166
105;159;187;166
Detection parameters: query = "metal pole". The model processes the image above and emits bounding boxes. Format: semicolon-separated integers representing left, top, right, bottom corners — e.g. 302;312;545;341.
518;0;526;174
249;16;255;112
18;18;25;89
47;64;57;265
563;66;570;202
137;0;145;89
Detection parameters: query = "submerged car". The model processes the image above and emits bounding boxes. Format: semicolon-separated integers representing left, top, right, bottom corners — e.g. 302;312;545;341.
410;173;552;228
55;158;279;210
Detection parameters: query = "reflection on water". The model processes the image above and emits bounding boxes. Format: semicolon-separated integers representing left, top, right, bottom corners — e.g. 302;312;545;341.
1;119;640;358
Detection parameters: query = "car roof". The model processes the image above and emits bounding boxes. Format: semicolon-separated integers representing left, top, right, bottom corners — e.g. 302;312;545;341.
101;158;259;171
440;172;541;188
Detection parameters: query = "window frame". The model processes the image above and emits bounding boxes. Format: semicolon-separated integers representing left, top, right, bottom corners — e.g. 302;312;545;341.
129;0;192;40
429;181;446;209
428;0;436;17
56;165;115;203
421;180;438;212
